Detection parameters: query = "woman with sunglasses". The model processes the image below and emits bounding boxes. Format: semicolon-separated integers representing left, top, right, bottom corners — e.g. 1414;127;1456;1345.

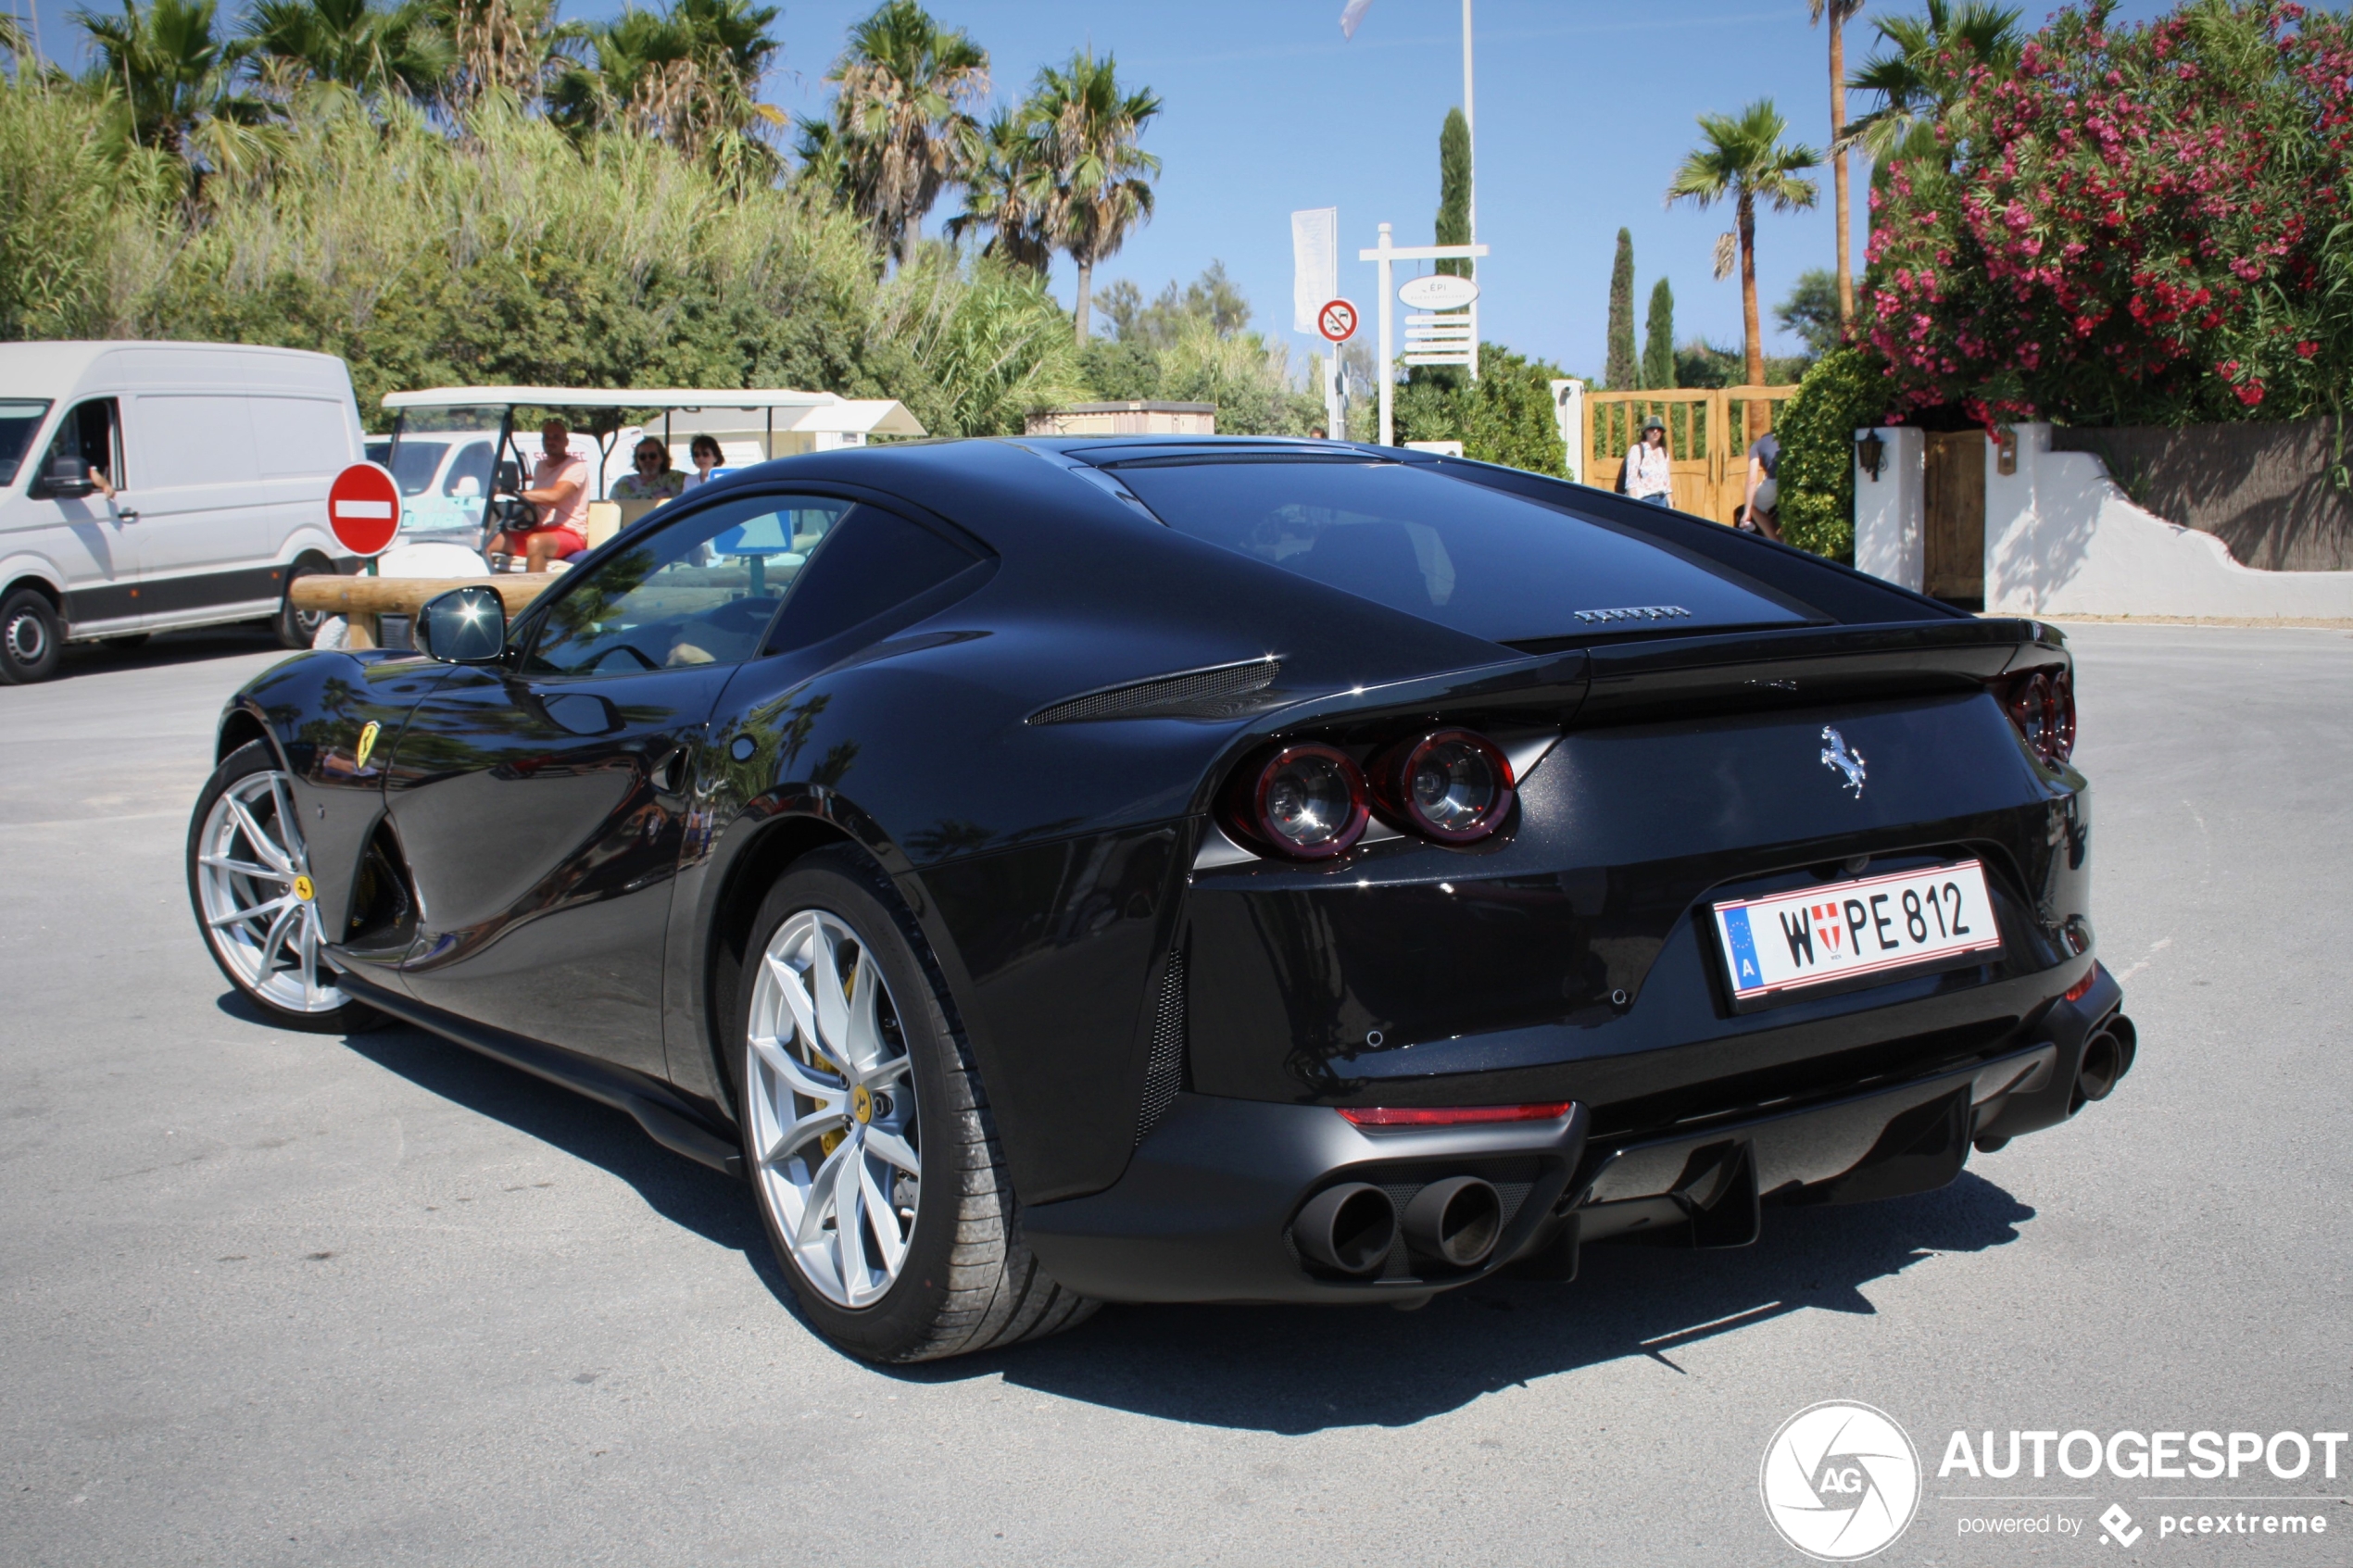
612;436;686;503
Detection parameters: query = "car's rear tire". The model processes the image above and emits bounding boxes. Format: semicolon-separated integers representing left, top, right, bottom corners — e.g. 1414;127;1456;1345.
187;740;381;1034
0;586;63;684
274;558;333;650
736;847;1097;1362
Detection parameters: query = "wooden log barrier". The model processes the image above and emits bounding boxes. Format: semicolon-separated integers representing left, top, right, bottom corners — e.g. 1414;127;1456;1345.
288;574;561;649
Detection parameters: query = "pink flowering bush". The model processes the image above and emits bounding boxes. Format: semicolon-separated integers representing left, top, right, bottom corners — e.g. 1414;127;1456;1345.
1860;0;2352;425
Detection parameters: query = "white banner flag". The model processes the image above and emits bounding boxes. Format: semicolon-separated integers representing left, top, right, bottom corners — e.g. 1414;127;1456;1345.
1291;207;1338;334
1339;0;1374;40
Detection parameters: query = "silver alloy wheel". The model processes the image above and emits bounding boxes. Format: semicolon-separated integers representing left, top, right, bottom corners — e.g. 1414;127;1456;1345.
745;909;921;1309
195;769;348;1014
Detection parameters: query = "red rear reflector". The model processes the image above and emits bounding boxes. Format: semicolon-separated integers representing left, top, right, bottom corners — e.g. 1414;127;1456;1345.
2062;965;2100;1003
1339;1102;1573;1128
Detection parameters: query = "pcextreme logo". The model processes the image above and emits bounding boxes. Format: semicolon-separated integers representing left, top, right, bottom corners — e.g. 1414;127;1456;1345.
1761;1401;1924;1561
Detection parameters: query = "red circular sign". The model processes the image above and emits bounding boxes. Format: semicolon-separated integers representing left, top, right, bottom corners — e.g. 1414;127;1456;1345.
1318;298;1359;343
327;461;401;557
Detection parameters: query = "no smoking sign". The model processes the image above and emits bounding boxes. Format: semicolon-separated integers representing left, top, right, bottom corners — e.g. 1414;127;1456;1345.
1317;298;1358;343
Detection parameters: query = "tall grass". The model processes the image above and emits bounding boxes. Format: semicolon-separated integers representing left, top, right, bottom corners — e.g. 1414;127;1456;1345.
2;80;1082;433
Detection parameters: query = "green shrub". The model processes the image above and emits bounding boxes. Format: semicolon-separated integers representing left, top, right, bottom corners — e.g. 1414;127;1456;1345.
1774;345;1893;562
1390;344;1567;474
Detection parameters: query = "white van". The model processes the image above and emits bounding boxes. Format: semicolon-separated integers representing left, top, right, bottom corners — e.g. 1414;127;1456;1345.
0;341;366;683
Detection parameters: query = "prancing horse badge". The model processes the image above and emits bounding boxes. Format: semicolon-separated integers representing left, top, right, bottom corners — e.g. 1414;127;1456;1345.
353;720;381;771
1818;726;1866;797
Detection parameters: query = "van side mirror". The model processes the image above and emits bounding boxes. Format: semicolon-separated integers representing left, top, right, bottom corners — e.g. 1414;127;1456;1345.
416;585;508;664
496;459;522;492
42;453;94;498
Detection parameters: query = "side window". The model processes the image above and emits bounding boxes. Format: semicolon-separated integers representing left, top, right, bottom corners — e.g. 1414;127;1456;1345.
384;438;447;495
522;492;855;676
770;508;982;653
30;399;121;498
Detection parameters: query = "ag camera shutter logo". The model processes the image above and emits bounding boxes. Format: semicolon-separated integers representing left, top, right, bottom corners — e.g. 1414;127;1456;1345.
1760;1401;1922;1560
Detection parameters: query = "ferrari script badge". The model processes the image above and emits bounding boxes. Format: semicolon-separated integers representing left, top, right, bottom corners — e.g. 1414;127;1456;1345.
353;720;381;771
1819;726;1867;798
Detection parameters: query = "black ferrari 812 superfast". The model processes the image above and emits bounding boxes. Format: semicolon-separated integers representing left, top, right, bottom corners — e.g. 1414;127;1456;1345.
187;436;2133;1361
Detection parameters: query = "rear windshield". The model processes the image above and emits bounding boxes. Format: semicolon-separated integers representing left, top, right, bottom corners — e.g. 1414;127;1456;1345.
1109;459;1807;645
0;400;52;489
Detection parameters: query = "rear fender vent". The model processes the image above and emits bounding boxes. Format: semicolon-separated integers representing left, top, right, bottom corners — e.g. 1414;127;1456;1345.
1135;946;1188;1145
1028;658;1283;724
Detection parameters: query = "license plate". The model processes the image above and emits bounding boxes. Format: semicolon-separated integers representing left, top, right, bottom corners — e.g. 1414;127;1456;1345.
1711;859;2002;1002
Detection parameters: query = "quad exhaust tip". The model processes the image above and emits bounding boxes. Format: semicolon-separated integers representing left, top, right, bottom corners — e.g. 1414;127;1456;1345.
1294;1182;1396;1276
1402;1176;1504;1269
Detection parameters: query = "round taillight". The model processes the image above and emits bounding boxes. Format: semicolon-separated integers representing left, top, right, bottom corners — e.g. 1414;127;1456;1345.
2007;672;2053;761
1240;744;1368;859
1375;729;1516;844
2047;669;2076;762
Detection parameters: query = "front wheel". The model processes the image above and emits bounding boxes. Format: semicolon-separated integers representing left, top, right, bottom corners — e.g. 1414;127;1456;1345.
0;587;63;684
187;740;379;1033
736;847;1095;1361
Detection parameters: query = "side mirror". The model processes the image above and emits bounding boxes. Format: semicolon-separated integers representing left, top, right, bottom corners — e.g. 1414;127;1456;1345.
416;585;508;664
495;459;522;492
44;453;94;498
451;475;482;499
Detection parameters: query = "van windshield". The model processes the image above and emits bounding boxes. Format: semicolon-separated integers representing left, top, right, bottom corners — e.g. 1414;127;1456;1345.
0;400;53;488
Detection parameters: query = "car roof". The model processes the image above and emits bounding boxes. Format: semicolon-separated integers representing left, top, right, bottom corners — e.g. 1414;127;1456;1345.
1011;435;1405;467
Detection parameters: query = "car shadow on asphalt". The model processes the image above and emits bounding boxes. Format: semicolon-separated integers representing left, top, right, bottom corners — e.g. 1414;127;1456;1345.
283;995;2038;1430
913;1172;2038;1433
307;1010;799;1302
55;626;288;682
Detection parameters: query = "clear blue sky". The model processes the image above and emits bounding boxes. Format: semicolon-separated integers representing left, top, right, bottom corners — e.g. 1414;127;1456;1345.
739;0;2182;377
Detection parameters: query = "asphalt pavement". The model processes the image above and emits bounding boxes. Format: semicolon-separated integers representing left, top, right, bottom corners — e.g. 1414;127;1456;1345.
2;621;2347;1567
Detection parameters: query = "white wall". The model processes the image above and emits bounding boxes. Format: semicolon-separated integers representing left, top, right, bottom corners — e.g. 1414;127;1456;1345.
1985;423;2353;617
1853;426;1924;592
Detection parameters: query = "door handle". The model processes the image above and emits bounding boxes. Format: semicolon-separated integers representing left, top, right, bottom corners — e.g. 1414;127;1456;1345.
115;508;139;523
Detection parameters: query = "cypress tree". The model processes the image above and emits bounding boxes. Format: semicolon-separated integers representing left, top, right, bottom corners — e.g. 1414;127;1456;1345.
1435;107;1472;278
1604;227;1638;391
1642;277;1676;389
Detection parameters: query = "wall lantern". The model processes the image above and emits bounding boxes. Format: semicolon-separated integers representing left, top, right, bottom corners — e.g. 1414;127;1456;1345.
1856;431;1886;483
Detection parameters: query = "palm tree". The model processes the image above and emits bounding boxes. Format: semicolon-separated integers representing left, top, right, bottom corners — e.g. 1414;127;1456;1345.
1841;0;2024;169
550;0;780;166
75;0;275;177
1666;98;1820;389
1025;48;1160;345
943;107;1051;274
1810;0;1863;327
242;0;454;100
814;0;988;262
432;0;575;109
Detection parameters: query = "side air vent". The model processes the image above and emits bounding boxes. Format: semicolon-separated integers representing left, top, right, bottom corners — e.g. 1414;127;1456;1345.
1028;657;1283;725
1135;947;1188;1146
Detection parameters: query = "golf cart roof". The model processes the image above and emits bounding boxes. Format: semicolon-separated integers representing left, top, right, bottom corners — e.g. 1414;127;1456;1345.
381;385;840;412
378;386;925;438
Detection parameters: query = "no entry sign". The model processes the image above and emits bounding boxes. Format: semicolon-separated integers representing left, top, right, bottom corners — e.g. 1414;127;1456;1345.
1317;298;1359;344
326;461;401;557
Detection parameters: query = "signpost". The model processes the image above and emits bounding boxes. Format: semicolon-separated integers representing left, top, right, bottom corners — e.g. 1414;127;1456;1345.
1359;225;1490;447
327;461;401;561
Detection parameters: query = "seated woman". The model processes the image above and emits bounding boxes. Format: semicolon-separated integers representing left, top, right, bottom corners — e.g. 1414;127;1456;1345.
612;436;686;505
682;434;725;490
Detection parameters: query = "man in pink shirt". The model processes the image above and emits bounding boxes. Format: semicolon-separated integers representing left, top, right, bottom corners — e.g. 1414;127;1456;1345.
490;418;592;572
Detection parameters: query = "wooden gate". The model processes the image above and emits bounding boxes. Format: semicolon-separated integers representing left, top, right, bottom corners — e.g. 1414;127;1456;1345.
1923;431;1986;606
1584;386;1799;524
